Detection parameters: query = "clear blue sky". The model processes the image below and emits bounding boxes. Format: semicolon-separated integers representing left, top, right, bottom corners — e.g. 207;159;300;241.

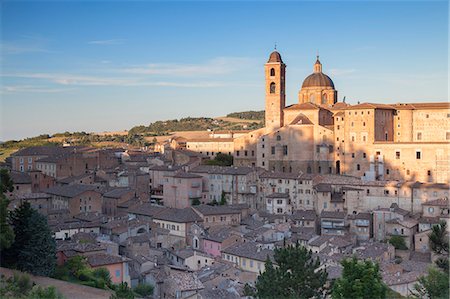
1;0;448;140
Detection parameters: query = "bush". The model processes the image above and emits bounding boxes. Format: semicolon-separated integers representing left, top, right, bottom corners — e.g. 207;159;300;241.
133;283;154;297
389;236;408;250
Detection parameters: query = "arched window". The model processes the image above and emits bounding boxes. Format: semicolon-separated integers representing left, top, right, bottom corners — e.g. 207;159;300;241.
270;82;276;94
307;166;312;174
321;94;327;104
310;94;315;102
276;135;281;141
270;68;275;76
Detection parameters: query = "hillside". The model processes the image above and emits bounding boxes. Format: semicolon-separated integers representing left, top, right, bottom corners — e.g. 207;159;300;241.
0;110;265;161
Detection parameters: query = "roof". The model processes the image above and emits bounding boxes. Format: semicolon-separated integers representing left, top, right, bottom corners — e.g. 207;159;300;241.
222;241;274;262
259;170;300;180
193;205;240;216
422;198;449;207
127;202;167;217
348;212;372;220
320;210;346;219
392;102;450;110
190;165;255;176
170;171;203;179
45;184;101;198
86;253;126;267
291;209;317;221
386;217;418;229
302;72;334;88
267;50;283;63
16;192;51;200
103;188;133;199
344;103;396;110
289;113;313;125
284;102;320;111
167;271;204;292
12;146;90;157
57;173;93;184
266;192;289;199
315;183;332;192
10;171;32;184
153;207;202;223
204;226;236;243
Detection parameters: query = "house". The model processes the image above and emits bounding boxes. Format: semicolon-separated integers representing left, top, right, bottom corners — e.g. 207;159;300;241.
320;211;348;235
100;218;150;243
152;208;203;247
348;212;372;242
221;242;274;274
414;229;431;253
373;203;410;242
192;205;241;228
385;217;418;249
86;253;131;285
11;192;51;216
127;202;167;222
102;187;135;217
202;226;242;257
190;165;258;208
163;171;204;208
265;192;291;214
166;248;214;270
422;198;450;227
163;270;204;299
291;209;317;231
45;184;104;216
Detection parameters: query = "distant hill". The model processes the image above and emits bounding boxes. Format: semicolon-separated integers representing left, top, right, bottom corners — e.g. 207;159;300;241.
0;110;265;161
226;110;264;120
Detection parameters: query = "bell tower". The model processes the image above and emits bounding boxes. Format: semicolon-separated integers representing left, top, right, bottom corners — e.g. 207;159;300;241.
265;50;286;132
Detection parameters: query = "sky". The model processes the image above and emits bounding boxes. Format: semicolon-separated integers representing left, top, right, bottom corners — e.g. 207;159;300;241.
0;0;448;141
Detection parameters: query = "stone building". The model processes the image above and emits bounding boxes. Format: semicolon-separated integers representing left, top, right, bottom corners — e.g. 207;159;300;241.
185;50;450;184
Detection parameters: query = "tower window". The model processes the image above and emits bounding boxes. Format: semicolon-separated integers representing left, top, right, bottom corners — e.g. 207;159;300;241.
321;94;327;104
356;164;360;171
270;82;276;94
270;68;275;76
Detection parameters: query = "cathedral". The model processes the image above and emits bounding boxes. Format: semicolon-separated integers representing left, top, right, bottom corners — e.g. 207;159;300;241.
232;50;450;184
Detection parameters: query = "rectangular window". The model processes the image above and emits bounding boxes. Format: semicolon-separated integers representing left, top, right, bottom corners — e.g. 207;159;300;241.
115;270;121;277
283;145;288;156
446;132;450;140
416;151;421;159
271;146;275;155
395;151;400;159
417;132;422;140
236;151;240;156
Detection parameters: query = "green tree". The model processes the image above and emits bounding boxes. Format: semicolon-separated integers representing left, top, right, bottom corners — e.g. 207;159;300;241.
388;235;408;250
412;267;449;299
0;169;14;251
255;244;327;298
111;282;134;299
429;221;449;254
6;202;56;276
331;257;387;299
133;283;154;298
205;153;233;166
220;190;227;205
28;285;64;299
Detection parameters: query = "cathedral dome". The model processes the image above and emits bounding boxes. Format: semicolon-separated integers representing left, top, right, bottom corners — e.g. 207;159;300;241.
301;56;334;88
302;72;335;88
268;51;283;63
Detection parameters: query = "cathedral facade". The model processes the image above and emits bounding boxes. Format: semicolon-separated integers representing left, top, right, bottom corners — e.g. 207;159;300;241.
233;50;450;184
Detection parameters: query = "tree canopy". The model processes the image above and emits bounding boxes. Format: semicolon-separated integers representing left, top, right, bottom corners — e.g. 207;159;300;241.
255;244;328;299
331;257;387;299
0;169;14;251
3;202;56;276
413;267;449;299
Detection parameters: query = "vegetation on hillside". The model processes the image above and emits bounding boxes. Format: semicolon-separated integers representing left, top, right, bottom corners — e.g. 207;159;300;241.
0;110;264;161
0;273;64;299
226;110;264;120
